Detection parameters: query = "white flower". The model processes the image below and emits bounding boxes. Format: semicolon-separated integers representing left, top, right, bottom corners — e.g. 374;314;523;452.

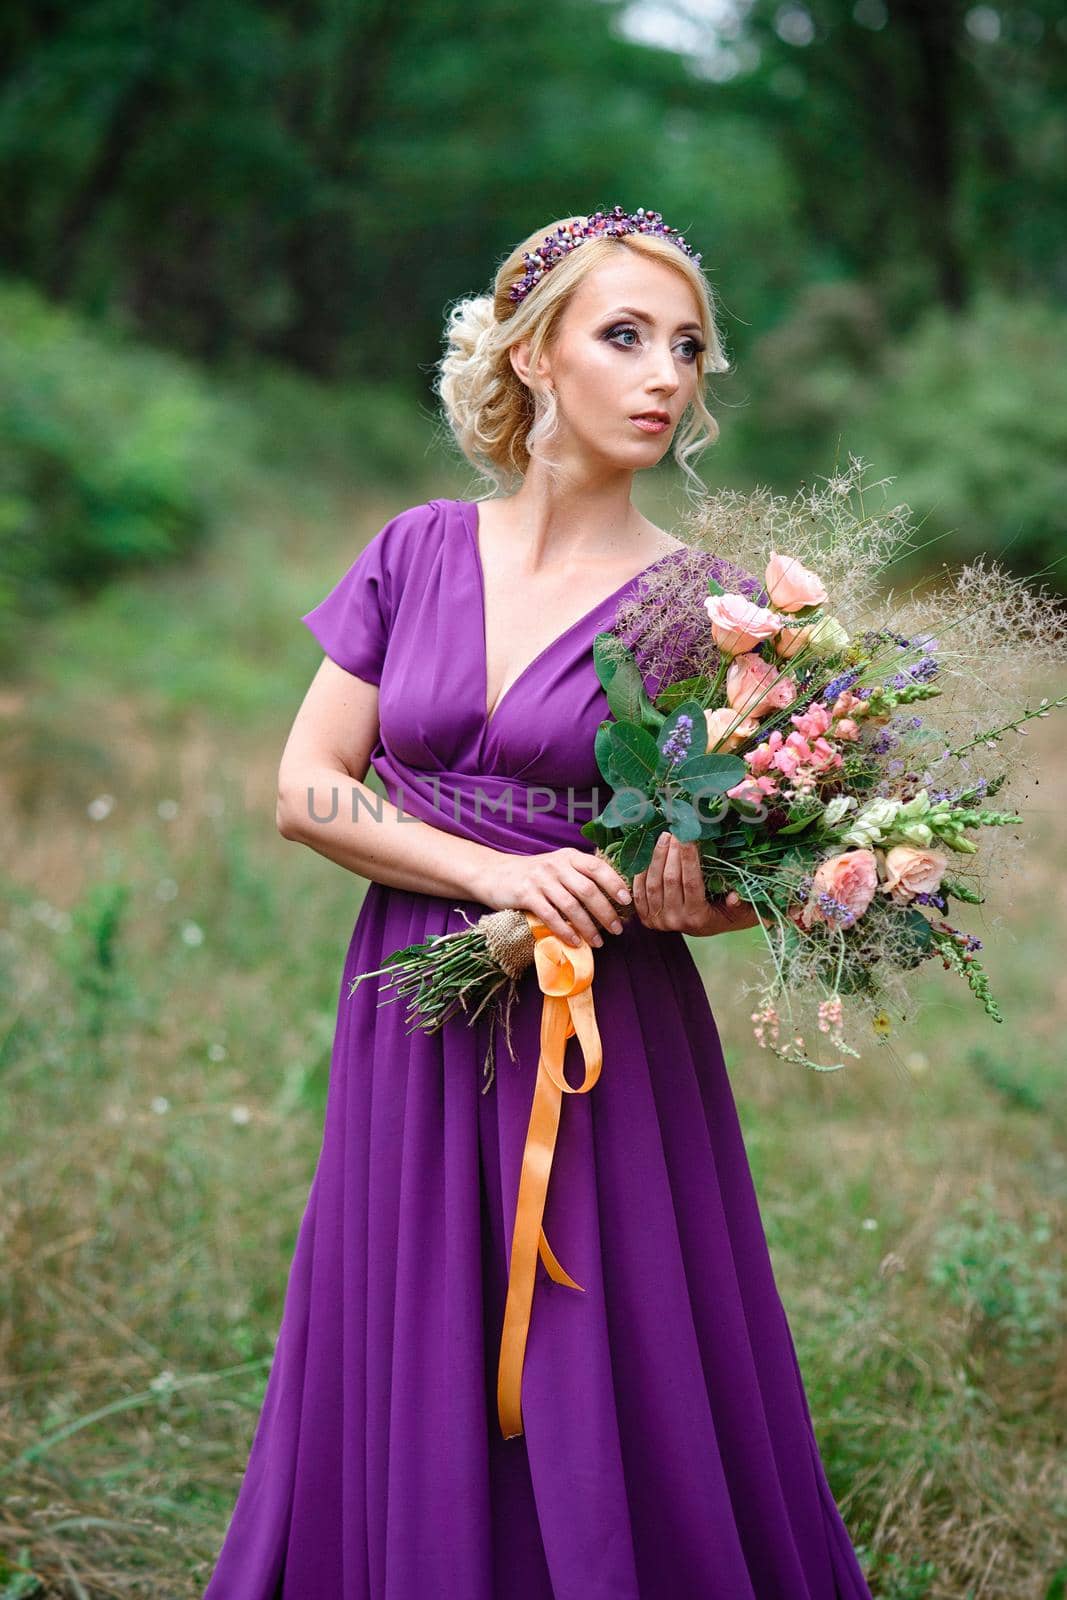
823;795;856;828
181;921;204;947
897;789;931;819
151;1095;170;1115
805;615;850;656
841;795;901;846
230;1104;251;1125
892;821;934;847
88;794;115;821
158;798;180;820
861;1217;879;1231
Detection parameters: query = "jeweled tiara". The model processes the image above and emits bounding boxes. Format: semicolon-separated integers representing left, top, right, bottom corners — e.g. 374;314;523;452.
507;205;702;306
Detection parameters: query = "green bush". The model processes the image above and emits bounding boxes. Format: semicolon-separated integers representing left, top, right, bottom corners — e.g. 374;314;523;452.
0;281;251;661
853;293;1067;581
722;287;1067;587
926;1183;1063;1360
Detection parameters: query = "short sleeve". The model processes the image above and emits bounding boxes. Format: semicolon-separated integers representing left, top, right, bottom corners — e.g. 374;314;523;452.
301;510;411;685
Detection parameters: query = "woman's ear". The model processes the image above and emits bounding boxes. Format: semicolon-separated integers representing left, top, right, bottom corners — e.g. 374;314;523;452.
508;340;532;386
509;339;553;393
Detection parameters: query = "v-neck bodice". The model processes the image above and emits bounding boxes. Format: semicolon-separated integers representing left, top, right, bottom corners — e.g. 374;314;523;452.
458;498;683;733
301;497;691;856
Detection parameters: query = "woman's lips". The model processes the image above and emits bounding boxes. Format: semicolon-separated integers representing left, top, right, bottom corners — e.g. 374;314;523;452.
630;416;669;433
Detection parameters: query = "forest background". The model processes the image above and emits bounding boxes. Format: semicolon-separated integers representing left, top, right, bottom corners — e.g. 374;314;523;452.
1;4;1064;1596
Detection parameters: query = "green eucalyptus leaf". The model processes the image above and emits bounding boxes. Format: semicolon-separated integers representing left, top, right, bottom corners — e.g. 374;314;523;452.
663;796;703;842
601;787;657;827
579;818;612;846
605;722;662;790
592;631;628;693
675;750;747;796
594;720;622;786
618;822;662;877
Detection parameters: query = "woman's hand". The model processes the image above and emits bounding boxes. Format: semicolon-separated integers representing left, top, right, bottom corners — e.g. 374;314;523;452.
488;847;634;949
633;832;760;937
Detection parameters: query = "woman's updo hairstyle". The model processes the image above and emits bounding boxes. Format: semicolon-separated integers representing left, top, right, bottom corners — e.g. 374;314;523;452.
433;210;729;499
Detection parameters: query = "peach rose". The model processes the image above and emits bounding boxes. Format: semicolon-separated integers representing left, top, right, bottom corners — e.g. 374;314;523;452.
880;845;949;905
775;616;849;659
764;551;829;614
704;593;787;656
726;652;797;718
704;706;762;753
800;849;879;931
773;623;814;660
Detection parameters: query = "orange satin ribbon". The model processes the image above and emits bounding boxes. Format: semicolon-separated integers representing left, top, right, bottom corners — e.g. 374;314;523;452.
496;911;603;1440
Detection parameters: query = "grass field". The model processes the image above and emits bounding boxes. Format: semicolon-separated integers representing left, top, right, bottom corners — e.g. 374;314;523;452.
1;472;1064;1600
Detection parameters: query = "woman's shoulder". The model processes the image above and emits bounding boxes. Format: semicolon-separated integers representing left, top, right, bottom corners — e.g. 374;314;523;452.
357;496;458;569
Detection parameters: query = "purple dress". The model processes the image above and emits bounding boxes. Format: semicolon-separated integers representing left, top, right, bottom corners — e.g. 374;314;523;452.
202;498;874;1599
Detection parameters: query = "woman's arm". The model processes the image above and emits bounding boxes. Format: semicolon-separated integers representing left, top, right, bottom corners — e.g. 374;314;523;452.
276;657;501;902
276;657;632;948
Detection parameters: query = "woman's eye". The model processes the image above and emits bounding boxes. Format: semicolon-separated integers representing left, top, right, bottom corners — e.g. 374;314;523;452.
605;324;703;362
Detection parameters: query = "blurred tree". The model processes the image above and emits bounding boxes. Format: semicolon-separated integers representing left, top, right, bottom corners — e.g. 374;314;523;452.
0;0;1063;584
0;0;727;379
705;0;1067;316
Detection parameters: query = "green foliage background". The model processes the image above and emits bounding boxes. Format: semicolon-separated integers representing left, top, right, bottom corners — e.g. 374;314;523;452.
1;4;1065;1596
1;0;1065;638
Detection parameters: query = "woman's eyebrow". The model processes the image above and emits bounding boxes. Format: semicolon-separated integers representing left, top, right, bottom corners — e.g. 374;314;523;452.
600;305;703;334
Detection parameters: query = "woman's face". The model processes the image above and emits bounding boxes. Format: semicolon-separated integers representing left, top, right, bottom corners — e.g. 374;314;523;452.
517;250;707;476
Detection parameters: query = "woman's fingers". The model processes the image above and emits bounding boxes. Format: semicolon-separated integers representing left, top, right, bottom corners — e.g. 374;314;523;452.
578;851;632;908
675;839;707;915
544;881;609;947
577;831;757;941
564;866;626;939
527;890;585;947
644;831;668;919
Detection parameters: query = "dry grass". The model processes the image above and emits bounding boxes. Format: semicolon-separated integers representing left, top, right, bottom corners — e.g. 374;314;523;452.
0;478;1064;1599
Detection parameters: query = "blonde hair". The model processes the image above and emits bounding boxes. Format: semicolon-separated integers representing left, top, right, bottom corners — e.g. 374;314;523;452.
432;213;729;500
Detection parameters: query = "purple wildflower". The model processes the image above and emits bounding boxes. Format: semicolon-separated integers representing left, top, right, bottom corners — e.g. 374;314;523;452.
662;713;695;766
822;668;862;702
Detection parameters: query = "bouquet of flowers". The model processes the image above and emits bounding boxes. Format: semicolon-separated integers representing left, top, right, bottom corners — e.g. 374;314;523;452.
351;458;1067;1080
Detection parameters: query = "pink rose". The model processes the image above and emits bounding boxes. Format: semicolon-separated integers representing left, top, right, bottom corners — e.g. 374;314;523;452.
704;706;762;753
705;593;787;657
726;652;797;718
800;849;879;931
880;846;949;905
764;552;829;614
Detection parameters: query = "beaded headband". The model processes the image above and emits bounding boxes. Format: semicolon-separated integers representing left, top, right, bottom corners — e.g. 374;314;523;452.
507;205;702;306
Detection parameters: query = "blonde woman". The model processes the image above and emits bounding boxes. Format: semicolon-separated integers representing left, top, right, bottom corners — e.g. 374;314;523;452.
203;207;874;1598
